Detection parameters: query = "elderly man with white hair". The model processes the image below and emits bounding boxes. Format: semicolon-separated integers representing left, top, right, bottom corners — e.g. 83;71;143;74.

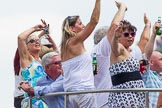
19;51;72;108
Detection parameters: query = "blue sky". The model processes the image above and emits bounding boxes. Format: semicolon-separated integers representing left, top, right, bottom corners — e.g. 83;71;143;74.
0;0;162;107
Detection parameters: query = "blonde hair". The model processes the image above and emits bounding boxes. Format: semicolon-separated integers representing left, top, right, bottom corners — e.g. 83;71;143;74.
26;34;39;44
60;16;79;57
39;45;54;59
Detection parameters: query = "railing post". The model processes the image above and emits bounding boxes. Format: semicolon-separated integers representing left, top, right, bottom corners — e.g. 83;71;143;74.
145;91;149;108
20;88;162;108
64;94;69;108
29;98;32;108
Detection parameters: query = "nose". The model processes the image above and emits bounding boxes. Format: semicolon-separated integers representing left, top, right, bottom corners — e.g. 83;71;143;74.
35;40;40;44
82;24;85;29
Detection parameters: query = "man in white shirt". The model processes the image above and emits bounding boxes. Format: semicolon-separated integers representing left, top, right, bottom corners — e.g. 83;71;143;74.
92;26;112;108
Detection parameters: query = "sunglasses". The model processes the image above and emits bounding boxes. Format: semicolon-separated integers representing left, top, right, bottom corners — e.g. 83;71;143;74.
66;16;78;20
66;16;79;26
50;60;62;65
123;32;136;37
27;39;40;44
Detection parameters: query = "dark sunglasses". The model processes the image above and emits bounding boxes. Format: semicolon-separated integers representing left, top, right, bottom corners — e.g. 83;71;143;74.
27;39;40;44
50;61;62;65
123;32;136;37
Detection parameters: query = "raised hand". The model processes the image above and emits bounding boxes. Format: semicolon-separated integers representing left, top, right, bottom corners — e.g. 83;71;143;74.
45;35;54;43
33;24;46;31
144;13;151;25
114;21;123;38
153;22;161;35
41;19;49;34
115;1;127;11
19;81;31;92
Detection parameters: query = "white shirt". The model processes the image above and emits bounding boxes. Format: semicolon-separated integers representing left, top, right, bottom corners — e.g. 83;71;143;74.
14;74;24;97
93;36;112;107
62;52;95;92
130;45;143;60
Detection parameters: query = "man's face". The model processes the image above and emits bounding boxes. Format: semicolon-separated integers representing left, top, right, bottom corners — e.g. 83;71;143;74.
151;52;162;73
46;55;63;75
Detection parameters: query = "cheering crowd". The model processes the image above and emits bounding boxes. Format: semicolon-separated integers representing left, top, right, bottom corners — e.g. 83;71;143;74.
13;0;162;108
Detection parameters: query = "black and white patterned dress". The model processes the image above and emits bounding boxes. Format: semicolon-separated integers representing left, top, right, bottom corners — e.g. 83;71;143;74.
108;57;145;108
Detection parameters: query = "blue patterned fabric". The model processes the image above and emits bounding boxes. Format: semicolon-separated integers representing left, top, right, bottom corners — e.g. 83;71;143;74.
21;59;48;108
142;67;162;108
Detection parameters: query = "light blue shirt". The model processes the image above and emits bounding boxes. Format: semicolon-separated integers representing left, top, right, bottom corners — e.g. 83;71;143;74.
142;68;162;108
34;75;65;108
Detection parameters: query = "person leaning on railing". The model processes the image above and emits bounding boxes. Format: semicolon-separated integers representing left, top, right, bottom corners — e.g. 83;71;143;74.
19;51;72;108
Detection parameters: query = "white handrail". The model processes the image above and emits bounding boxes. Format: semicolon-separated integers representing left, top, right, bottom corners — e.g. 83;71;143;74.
22;88;162;108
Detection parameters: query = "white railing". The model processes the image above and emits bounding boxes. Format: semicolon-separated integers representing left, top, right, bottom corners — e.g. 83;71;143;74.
22;88;162;108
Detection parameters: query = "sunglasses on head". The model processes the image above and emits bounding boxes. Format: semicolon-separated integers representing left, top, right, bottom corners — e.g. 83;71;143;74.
66;16;79;26
66;16;78;20
123;32;136;37
67;16;73;20
27;39;40;44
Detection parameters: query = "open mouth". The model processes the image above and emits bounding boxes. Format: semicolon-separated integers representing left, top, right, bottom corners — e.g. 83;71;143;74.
127;40;133;42
35;44;40;48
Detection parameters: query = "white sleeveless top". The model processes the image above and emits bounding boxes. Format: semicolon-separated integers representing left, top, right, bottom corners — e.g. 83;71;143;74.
62;52;95;91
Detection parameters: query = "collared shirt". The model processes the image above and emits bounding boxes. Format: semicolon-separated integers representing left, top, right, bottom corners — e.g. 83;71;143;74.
142;69;162;108
159;72;162;80
34;75;64;108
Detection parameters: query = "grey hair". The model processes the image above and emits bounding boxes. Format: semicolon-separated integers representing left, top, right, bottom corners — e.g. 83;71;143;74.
94;26;108;45
42;51;59;66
